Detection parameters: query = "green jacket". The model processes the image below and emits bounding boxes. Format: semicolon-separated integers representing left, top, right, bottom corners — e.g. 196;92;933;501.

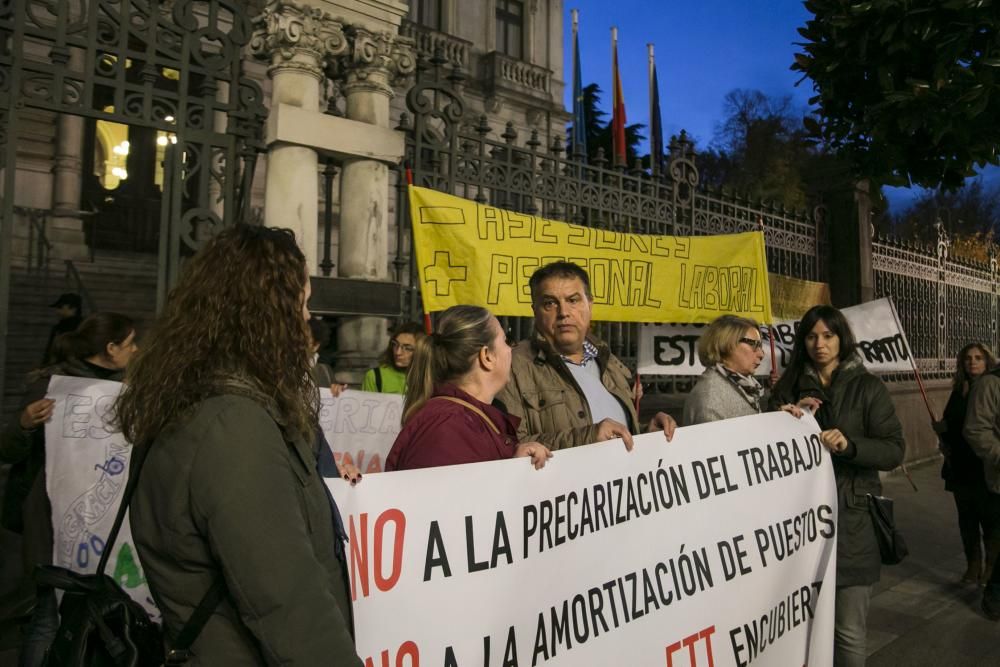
496;333;638;450
129;385;362;666
361;364;407;394
770;354;905;587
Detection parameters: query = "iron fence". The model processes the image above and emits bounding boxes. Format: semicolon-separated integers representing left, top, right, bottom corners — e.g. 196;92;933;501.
873;223;998;382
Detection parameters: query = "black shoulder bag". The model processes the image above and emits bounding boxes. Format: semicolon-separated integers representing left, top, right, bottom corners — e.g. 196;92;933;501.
37;440;226;666
867;493;909;565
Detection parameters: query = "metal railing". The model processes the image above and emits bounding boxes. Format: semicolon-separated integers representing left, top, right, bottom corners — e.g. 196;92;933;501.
12;206;97;311
873;222;998;382
395;52;827;382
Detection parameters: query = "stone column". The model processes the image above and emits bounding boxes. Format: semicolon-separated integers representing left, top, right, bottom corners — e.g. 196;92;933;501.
50;48;88;259
251;1;346;268
333;26;414;380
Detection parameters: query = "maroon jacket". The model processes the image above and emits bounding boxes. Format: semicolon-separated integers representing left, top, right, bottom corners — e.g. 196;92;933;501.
386;384;520;471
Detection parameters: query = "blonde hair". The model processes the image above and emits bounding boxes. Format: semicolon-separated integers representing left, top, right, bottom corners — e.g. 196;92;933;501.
697;315;761;366
403;306;495;423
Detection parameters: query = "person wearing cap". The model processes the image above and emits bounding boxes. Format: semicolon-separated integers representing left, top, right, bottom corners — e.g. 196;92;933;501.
42;293;82;365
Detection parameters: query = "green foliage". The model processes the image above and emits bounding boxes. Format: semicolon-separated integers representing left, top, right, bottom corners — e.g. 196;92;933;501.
567;83;645;165
885;180;1000;259
695;89;857;212
794;0;1000;189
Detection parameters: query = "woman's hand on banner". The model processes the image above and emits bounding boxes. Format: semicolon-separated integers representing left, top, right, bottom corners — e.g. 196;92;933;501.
328;383;348;398
19;398;55;431
514;442;552;469
647;412;677;442
338;462;363;485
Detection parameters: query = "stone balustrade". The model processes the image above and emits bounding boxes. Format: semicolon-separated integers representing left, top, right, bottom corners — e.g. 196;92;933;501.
482;50;552;102
400;19;471;69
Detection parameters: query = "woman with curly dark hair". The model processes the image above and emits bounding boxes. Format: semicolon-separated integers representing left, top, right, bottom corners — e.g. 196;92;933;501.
115;225;361;665
770;305;904;667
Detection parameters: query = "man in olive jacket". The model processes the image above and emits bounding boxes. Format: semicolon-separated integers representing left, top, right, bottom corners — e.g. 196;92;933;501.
964;367;1000;619
497;261;676;450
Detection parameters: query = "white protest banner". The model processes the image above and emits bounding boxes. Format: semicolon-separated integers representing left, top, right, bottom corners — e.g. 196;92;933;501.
44;375;158;618
45;377;403;618
330;411;837;667
637;297;913;376
318;388;403;474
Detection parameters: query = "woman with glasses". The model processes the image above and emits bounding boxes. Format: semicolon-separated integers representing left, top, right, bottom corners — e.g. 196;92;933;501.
362;321;425;394
682;315;769;425
769;304;904;666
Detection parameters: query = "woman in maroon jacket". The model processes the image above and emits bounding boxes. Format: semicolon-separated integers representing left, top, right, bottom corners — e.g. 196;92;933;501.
386;305;551;471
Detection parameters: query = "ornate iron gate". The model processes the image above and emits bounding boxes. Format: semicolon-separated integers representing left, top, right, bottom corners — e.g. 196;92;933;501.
397;52;828;372
0;0;266;393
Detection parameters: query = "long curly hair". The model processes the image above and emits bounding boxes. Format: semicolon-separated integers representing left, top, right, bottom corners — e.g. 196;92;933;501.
953;342;996;392
116;225;316;445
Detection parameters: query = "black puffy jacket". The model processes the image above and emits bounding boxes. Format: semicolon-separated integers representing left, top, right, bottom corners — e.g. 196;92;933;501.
771;354;905;586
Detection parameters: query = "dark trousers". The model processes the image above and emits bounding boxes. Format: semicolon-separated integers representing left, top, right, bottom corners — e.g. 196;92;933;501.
986;493;1000;602
952;483;991;565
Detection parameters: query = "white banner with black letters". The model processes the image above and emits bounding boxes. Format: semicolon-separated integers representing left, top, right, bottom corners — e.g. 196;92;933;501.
637;297;912;376
331;411;838;667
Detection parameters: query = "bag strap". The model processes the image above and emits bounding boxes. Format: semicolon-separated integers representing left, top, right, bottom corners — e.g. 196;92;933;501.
375;367;382;392
97;439;227;662
164;577;228;663
96;439;152;574
432;396;501;435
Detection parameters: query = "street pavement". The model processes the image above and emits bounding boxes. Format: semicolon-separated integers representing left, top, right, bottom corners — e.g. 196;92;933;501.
867;459;1000;666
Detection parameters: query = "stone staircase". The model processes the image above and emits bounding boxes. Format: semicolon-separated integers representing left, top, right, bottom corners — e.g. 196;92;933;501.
2;252;159;421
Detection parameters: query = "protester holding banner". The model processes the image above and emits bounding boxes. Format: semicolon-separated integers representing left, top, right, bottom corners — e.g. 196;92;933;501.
682;315;767;425
362;321;425;394
115;225;362;665
386;305;551;471
1;312;137;667
497;262;676;450
771;304;905;667
934;343;997;585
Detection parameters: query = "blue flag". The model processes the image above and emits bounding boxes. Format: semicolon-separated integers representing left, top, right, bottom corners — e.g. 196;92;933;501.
572;25;587;158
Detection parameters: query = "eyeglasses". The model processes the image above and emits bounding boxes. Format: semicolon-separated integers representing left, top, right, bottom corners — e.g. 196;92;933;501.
739;337;764;351
390;340;415;353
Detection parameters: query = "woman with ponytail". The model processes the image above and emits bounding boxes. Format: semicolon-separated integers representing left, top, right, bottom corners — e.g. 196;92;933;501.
1;312;136;666
386;305;552;471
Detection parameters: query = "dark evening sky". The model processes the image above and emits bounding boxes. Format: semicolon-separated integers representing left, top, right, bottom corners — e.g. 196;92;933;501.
562;1;1000;213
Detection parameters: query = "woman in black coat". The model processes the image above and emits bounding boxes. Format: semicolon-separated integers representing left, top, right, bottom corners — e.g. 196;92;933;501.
934;342;996;584
771;305;905;667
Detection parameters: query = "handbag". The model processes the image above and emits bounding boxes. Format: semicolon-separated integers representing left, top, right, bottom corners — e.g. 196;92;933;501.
867;493;909;565
39;440;225;666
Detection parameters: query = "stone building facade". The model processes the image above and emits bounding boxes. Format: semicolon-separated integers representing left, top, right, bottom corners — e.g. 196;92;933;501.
0;0;568;397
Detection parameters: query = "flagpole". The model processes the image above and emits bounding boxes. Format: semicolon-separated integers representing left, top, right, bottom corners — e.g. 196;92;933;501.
647;43;655;175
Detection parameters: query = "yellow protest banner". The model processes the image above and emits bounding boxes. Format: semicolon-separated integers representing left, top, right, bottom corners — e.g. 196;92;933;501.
768;274;832;320
408;186;773;323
